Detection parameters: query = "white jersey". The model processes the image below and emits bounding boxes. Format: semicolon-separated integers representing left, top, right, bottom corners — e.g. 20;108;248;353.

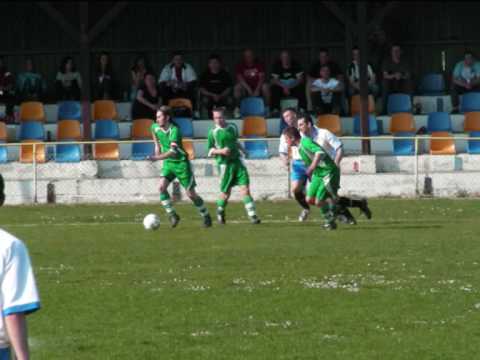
311;126;342;160
0;229;40;349
278;133;301;160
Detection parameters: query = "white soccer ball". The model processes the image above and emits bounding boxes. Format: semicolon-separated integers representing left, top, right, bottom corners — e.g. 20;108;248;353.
143;214;160;230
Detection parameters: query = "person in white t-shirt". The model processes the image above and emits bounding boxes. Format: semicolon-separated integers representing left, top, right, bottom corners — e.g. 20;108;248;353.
0;228;40;360
310;65;343;114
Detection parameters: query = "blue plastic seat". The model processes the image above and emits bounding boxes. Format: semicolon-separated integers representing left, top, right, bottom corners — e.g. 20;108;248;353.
393;132;415;155
94;120;119;139
427;112;451;133
245;137;269;159
353;115;379;136
467;131;480;154
55;144;81;162
132;142;155;160
387;94;412;114
58;101;82;121
240;97;265;117
460;92;480;113
172;117;194;138
0;144;7;163
420;74;445;95
19;121;44;140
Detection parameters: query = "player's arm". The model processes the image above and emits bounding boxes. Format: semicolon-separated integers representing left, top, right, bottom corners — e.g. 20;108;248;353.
278;135;290;168
304;139;325;177
324;130;344;166
5;313;29;360
237;140;247;156
149;129;175;161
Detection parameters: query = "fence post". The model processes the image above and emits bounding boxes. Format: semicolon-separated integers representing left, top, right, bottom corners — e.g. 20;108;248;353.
33;143;38;204
414;136;419;197
287;163;291;199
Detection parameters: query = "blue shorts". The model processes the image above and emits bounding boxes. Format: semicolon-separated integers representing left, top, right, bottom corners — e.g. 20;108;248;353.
0;348;10;360
291;160;308;182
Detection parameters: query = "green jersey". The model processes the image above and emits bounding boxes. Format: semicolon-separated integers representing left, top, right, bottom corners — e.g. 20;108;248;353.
299;136;338;177
207;124;242;164
151;123;187;163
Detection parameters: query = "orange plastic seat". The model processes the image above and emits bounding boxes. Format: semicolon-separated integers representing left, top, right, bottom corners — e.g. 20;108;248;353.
20;140;46;163
57;120;82;141
0;122;7;141
19;101;45;122
464;112;480;132
430;131;455;155
316;114;342;135
243;116;267;137
93;100;118;121
94;142;119;160
182;139;195;160
350;95;375;116
390;113;415;133
168;98;193;111
132;119;154;139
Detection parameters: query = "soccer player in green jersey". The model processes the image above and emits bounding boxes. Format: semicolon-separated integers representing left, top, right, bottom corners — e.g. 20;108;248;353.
150;106;212;228
282;125;339;230
207;107;261;225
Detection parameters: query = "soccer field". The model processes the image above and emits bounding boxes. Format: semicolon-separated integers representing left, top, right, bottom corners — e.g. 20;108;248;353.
3;199;480;359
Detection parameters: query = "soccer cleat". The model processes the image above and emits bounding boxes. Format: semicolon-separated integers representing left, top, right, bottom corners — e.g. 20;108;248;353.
203;214;212;228
0;174;4;206
169;213;180;228
323;221;337;231
359;199;372;219
217;212;226;225
250;215;261;225
337;208;357;225
298;209;310;222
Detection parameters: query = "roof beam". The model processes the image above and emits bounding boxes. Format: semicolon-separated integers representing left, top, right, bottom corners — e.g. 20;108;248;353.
37;2;80;42
322;1;358;33
88;2;129;43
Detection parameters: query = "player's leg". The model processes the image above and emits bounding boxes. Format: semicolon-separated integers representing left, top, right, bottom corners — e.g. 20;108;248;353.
0;173;5;206
236;163;261;224
338;196;372;219
291;160;310;221
307;174;337;230
159;174;180;228
185;187;212;228
216;190;231;225
216;164;234;224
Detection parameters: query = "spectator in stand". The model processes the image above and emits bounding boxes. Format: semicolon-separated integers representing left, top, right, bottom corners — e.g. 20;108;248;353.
0;57;16;123
347;46;378;96
16;57;46;103
233;48;270;117
451;50;480;112
93;52;115;100
130;54;152;102
55;56;82;101
199;54;233;118
131;72;161;121
159;51;198;114
310;64;343;114
307;48;344;112
270;50;306;115
381;44;412;112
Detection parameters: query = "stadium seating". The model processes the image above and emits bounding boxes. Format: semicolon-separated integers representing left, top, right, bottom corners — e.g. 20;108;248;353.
56;144;81;163
0;122;7;163
19;121;44;141
243;116;267;137
430;131;455;155
240;97;265;117
317;114;342;135
467;131;480;154
131;119;154;160
387;93;412;114
94;119;120;160
419;73;445;95
58;101;82;121
93;100;117;121
393;132;416;155
390;113;415;133
173;117;194;138
280;98;299;112
20;140;46;163
182;139;195;160
168;98;193;117
463;112;480;132
427;112;451;133
350;94;375;116
19;101;45;122
460;92;480;113
132;142;154;160
245;138;269;159
353;114;379;136
93;142;119;160
56;120;82;162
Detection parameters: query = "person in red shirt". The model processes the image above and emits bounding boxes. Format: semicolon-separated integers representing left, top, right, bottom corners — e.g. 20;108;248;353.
233;49;270;117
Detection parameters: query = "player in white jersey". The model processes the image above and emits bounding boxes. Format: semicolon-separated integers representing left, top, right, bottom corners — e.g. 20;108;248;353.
0;228;40;360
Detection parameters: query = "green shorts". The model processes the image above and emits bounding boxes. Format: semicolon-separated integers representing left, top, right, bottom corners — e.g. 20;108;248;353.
218;160;250;193
161;160;196;190
306;170;340;201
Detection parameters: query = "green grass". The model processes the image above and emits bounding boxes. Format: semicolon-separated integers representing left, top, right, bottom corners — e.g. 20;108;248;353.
2;199;480;359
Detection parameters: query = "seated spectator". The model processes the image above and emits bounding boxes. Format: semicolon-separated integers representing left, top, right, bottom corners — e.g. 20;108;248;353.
270;50;306;115
310;65;343;115
199;54;233;118
347;46;378;97
159;51;197;114
93;52;116;100
55;56;82;101
381;44;412;112
16;57;46;103
233;48;270;117
130;54;152;102
131;72;161;121
451;50;480;112
0;57;16;122
307;48;344;112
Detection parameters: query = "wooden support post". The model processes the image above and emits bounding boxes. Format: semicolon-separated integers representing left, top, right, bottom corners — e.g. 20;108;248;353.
79;2;92;157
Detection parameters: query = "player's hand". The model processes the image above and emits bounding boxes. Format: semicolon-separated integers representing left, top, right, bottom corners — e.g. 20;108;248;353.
305;167;314;178
222;147;231;156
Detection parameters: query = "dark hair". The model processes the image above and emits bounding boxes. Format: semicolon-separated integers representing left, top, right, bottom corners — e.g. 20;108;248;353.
208;54;222;62
157;105;172;119
212;106;226;116
172;50;184;58
282;126;301;140
352;46;360;51
96;52;112;75
60;56;76;73
319;48;329;54
465;50;474;57
282;107;297;117
391;43;401;49
320;64;331;71
298;112;313;126
132;54;152;73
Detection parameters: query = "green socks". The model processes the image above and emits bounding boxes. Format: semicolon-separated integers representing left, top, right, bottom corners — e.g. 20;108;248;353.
160;193;176;215
243;195;257;218
193;197;209;218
